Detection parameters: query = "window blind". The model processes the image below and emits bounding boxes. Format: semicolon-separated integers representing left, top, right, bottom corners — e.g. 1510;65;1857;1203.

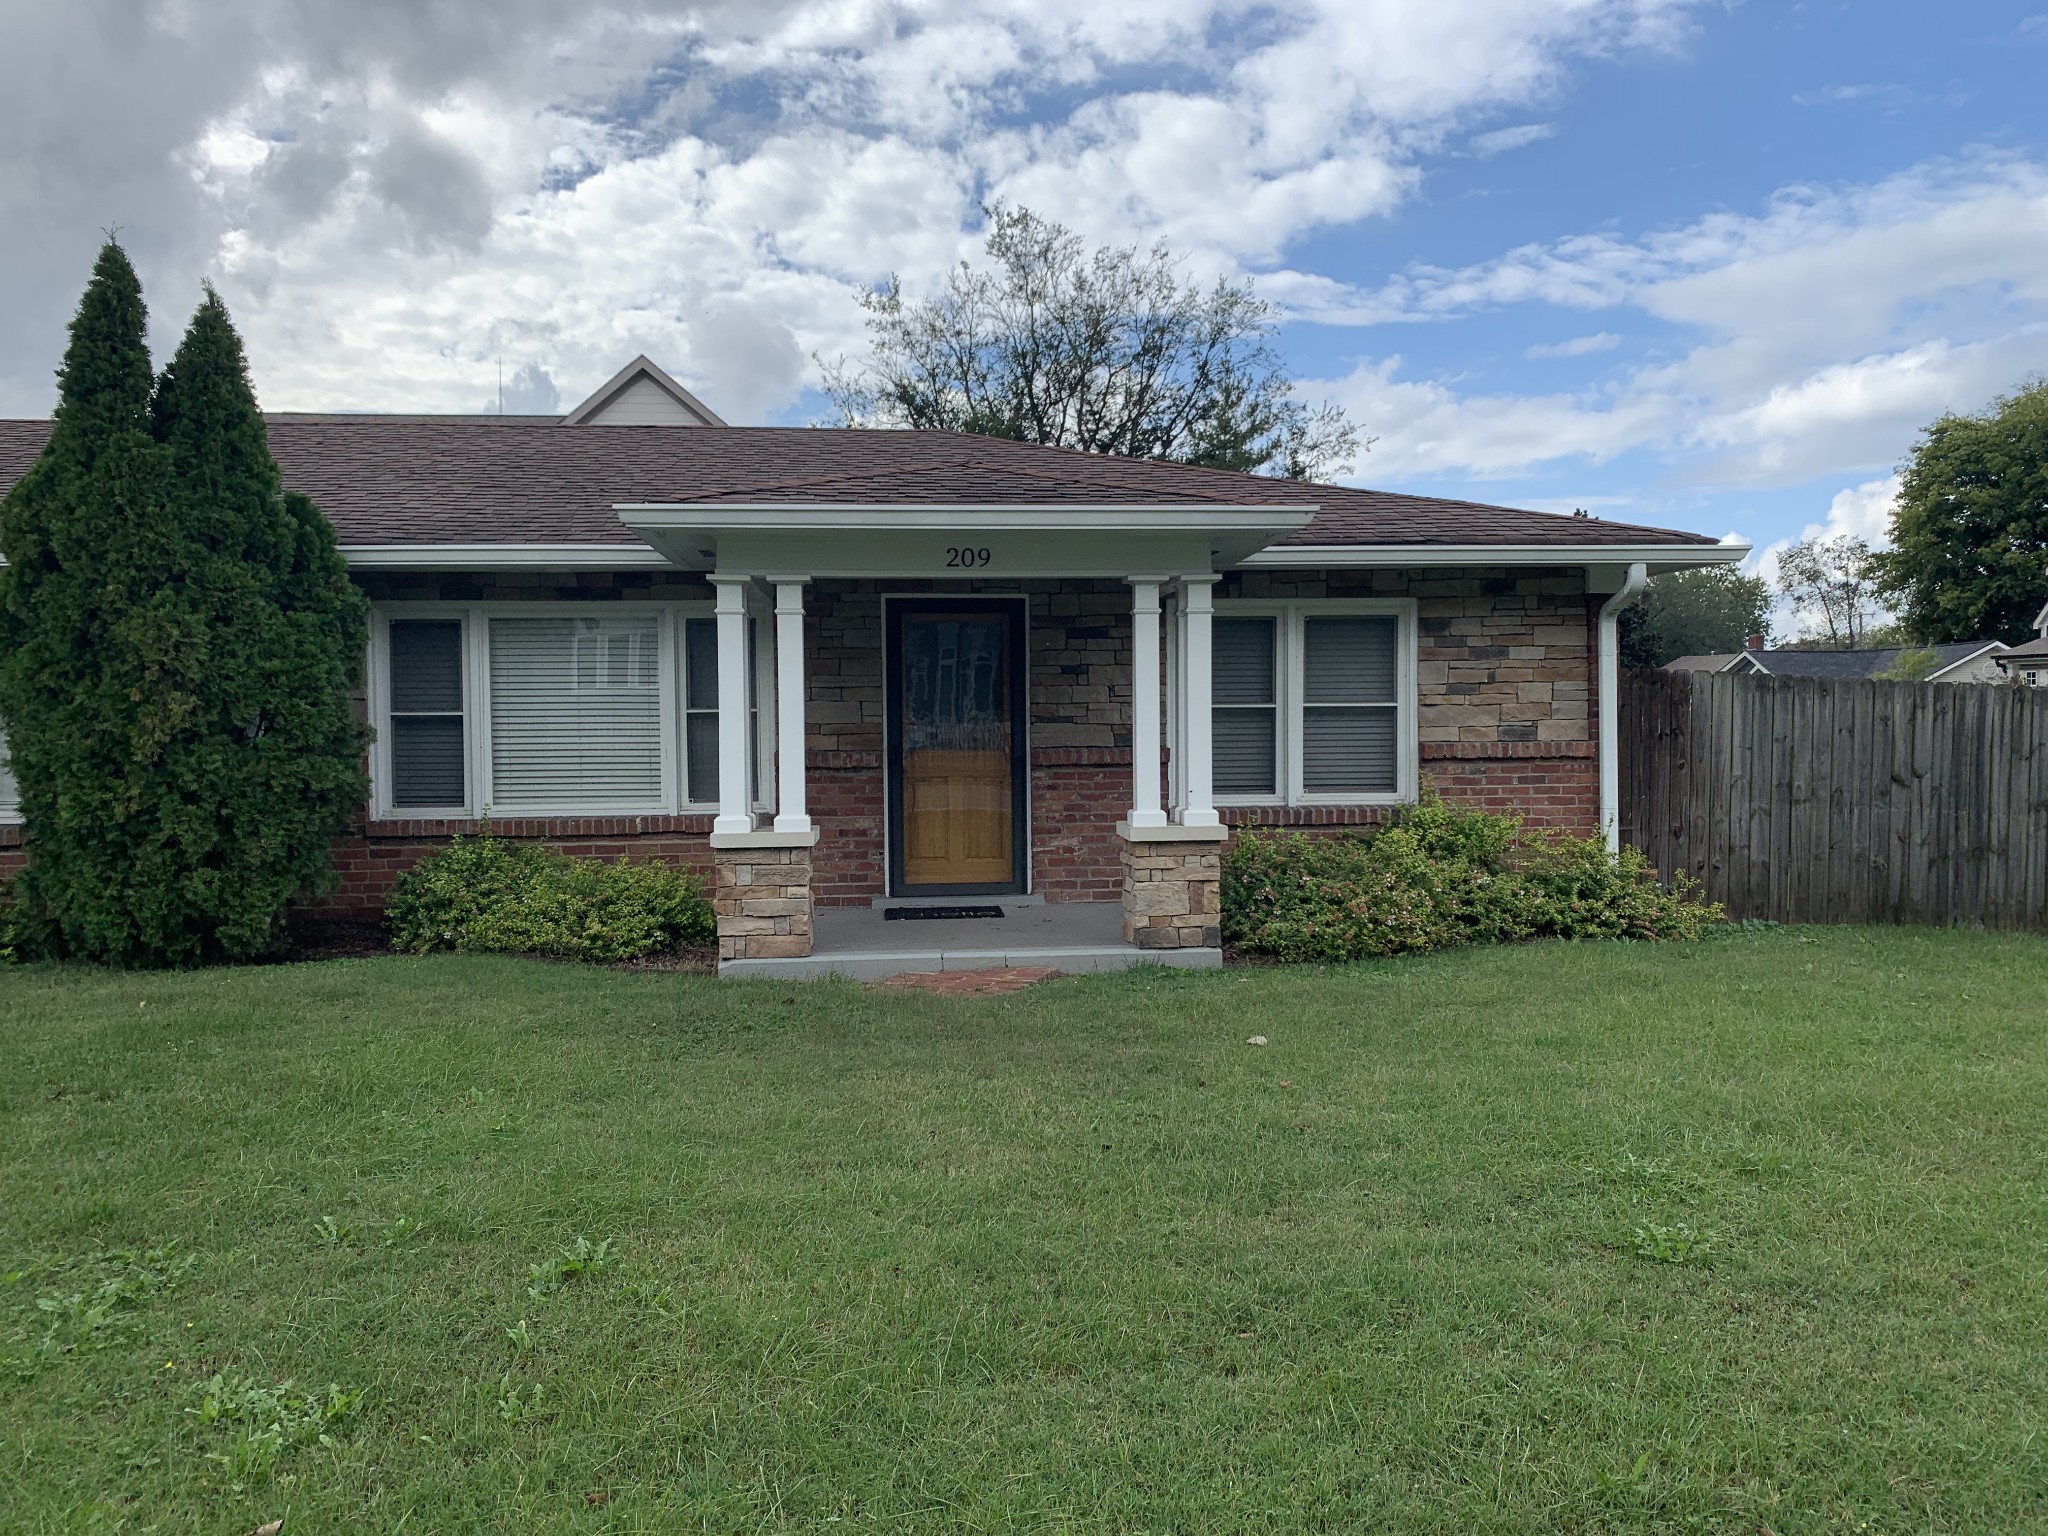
1302;615;1398;794
489;615;663;809
388;619;466;808
1213;616;1278;796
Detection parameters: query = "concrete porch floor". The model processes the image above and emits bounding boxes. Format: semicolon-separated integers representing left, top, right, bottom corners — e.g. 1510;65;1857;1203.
717;900;1223;981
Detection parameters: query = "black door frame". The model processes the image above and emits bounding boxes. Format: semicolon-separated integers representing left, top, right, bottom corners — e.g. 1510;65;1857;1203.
883;594;1031;897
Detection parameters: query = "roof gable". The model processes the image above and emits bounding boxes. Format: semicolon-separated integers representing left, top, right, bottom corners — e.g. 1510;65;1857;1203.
561;355;725;427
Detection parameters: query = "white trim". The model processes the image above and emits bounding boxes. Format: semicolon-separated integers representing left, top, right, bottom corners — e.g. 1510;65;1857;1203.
1597;562;1649;853
368;598;731;821
1925;640;2010;681
1126;578;1166;829
1241;542;1747;570
710;577;755;836
1210;597;1420;807
772;579;812;834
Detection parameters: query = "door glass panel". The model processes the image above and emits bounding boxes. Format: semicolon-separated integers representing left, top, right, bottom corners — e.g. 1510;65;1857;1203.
899;613;1014;888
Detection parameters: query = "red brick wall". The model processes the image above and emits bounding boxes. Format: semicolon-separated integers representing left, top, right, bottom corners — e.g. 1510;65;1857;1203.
0;568;1605;922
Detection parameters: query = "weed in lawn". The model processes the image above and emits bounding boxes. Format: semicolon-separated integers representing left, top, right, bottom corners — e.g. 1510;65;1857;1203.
311;1214;354;1247
380;1215;425;1248
4;1244;194;1368
187;1373;364;1485
504;1318;535;1354
525;1236;616;1300
493;1374;544;1426
1633;1222;1716;1264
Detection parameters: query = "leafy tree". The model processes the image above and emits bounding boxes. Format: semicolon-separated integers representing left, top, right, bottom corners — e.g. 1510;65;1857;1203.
0;252;368;965
1776;535;1884;649
1618;565;1772;669
1875;380;2048;644
1873;646;1942;682
821;205;1364;480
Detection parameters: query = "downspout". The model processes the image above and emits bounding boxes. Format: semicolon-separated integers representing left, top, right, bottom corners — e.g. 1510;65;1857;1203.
1596;562;1649;853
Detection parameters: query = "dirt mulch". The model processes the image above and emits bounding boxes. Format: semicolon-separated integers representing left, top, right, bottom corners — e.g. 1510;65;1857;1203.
872;966;1064;997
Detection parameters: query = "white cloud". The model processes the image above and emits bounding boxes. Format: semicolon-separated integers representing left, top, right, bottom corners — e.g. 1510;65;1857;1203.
0;0;1705;416
1525;331;1619;358
1292;157;2048;490
1471;123;1554;156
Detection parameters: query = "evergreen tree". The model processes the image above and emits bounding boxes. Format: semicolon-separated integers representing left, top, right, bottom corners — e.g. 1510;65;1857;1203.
0;252;368;964
0;240;171;960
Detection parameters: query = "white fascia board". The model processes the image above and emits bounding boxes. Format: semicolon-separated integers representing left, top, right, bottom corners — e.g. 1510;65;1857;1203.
616;502;1316;535
341;543;671;570
1239;541;1749;570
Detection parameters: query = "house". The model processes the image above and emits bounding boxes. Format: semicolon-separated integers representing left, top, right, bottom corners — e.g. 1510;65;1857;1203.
1992;603;2048;687
1670;638;2010;684
0;357;1741;977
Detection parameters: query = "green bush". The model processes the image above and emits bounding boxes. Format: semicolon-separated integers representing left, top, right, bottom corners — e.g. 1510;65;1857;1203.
1221;793;1721;963
386;834;715;963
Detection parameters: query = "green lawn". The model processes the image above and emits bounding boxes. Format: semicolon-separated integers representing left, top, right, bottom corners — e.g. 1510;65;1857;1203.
2;930;2045;1534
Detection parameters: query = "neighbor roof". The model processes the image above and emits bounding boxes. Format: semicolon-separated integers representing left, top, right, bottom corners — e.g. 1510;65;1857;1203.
0;415;1723;554
1727;642;2006;680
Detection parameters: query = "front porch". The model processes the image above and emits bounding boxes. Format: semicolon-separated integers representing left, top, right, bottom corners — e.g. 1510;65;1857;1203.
717;898;1222;981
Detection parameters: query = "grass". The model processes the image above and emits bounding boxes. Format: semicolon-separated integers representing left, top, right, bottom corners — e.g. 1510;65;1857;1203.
1;927;2045;1533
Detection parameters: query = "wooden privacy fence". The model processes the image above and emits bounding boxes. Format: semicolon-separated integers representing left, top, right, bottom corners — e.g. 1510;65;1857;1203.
1620;670;2048;930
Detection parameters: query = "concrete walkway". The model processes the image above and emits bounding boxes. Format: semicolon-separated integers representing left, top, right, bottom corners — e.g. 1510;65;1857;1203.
717;900;1222;980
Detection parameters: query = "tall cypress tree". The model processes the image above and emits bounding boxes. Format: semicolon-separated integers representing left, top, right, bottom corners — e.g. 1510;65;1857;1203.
0;253;369;964
0;240;172;961
141;285;369;962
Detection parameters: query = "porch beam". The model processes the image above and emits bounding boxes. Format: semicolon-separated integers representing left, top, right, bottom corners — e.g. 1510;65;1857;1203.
771;577;812;835
1127;577;1168;829
710;575;754;836
1178;576;1221;829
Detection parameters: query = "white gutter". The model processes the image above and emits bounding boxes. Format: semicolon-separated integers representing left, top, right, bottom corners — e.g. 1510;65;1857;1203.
1244;541;1747;570
340;543;671;570
1597;562;1649;853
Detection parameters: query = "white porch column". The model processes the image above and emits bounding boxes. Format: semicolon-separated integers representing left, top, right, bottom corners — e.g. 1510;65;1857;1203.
711;574;755;836
1178;575;1220;828
1127;577;1167;829
771;577;811;834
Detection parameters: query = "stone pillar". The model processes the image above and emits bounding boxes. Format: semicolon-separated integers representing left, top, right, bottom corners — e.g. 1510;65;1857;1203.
710;833;819;963
1116;823;1228;951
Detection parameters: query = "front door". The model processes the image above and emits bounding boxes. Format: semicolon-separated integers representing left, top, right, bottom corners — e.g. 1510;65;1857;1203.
886;598;1028;895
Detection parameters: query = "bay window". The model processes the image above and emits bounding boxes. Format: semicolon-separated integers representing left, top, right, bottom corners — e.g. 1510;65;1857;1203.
1210;600;1417;804
371;602;761;818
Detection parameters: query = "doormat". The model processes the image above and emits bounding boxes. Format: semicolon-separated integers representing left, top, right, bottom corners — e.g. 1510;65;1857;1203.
883;906;1005;921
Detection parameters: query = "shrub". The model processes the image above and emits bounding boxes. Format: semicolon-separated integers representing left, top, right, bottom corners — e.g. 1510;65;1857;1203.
1221;792;1721;963
386;833;715;963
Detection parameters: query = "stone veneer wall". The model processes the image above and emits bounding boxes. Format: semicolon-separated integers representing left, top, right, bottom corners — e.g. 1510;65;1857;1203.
1119;837;1223;949
710;843;814;961
53;565;1602;922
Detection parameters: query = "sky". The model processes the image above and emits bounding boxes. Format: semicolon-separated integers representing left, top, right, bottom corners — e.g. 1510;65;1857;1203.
3;0;2045;576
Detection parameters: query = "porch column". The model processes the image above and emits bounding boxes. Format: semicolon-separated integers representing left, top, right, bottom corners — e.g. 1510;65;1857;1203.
1127;577;1167;829
711;574;754;836
1177;575;1221;828
771;577;811;834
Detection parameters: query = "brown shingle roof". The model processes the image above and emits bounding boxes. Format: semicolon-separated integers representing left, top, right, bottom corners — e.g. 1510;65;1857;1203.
0;415;1718;552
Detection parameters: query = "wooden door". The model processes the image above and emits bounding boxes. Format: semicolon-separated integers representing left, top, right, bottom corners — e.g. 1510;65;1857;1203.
888;602;1026;893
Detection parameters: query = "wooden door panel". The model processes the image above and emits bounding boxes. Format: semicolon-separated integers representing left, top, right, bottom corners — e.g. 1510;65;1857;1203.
903;748;1012;885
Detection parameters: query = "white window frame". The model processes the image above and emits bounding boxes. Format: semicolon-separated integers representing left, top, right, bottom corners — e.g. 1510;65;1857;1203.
368;600;768;820
1209;598;1418;807
0;727;18;825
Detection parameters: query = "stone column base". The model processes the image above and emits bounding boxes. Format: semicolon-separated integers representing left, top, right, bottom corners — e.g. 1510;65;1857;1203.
711;838;816;962
1117;822;1228;950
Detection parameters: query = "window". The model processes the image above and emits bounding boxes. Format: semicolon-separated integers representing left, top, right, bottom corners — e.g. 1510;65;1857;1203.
373;603;754;817
1210;601;1415;804
0;728;18;821
387;619;466;809
1213;617;1278;797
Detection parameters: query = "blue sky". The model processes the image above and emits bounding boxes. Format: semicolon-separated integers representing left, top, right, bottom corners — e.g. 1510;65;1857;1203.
4;0;2045;575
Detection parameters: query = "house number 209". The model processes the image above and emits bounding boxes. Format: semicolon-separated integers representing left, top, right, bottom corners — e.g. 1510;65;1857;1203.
945;546;993;568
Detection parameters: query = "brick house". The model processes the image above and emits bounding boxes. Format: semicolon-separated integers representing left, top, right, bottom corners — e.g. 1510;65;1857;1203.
0;357;1742;976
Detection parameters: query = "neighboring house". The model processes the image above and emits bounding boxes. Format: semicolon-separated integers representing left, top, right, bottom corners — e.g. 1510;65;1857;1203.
1992;602;2048;687
1673;640;2011;684
0;356;1740;976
